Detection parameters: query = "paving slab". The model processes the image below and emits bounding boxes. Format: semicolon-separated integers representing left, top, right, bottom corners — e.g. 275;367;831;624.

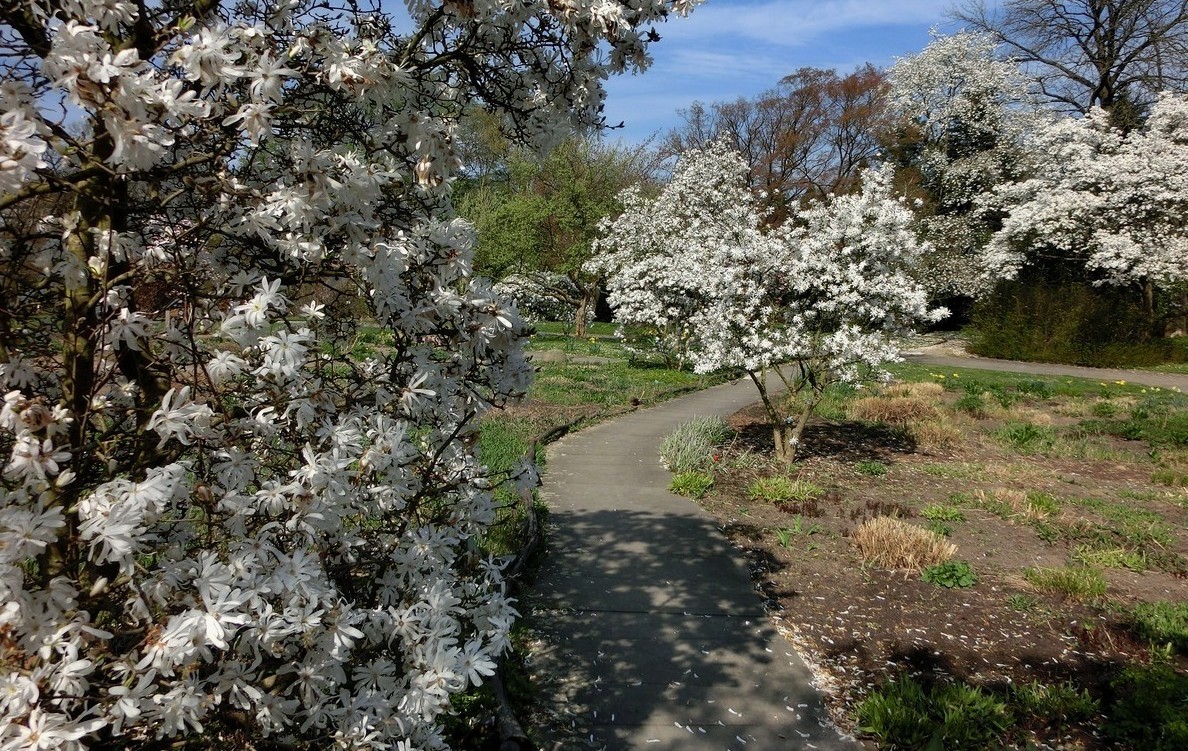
527;378;857;750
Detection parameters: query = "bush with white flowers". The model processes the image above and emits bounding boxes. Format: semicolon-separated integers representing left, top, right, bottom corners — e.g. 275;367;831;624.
985;93;1188;297
492;272;595;330
593;145;942;460
0;0;698;748
588;141;762;367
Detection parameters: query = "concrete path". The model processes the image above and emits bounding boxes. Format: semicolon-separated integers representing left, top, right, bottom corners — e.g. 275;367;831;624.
528;378;856;750
525;350;1188;750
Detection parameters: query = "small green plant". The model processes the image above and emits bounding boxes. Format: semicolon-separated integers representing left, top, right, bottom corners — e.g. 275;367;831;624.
1072;545;1147;571
996;422;1057;453
921;504;965;522
774;527;795;549
1024;566;1106;601
1152;467;1188;487
924;520;952;537
922;561;977;588
669;471;714;498
659;416;730;473
747;476;822;503
1104;661;1188;750
856;674;1011;750
1024;490;1061;516
1010;681;1098;725
1129;601;1188;655
1006;593;1038;612
954;391;987;417
1091;400;1119;417
855;460;888;476
1016;380;1054;400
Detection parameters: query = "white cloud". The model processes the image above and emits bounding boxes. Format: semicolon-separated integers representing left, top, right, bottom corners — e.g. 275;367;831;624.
653;0;944;48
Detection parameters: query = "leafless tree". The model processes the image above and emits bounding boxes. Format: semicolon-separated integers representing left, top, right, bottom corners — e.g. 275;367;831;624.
952;0;1188;126
662;65;889;216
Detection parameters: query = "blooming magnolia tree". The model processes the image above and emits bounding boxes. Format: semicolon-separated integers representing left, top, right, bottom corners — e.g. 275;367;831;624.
886;30;1040;298
587;141;763;366
492;272;595;331
984;93;1188;312
696;167;944;460
0;0;695;749
592;145;941;460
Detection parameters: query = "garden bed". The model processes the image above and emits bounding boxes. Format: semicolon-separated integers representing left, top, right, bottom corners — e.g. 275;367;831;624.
685;367;1188;749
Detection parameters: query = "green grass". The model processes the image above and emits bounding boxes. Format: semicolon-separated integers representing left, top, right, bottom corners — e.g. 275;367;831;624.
670;471;714;498
1151;467;1188;487
888;361;1164;400
1129;601;1188;655
1024;566;1107;601
747;476;823;503
530;361;730;409
1071;545;1147;571
1105;661;1188;750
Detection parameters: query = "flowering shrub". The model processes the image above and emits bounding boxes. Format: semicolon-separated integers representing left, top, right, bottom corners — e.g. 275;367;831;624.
986;94;1188;294
589;141;763;367
0;0;697;748
492;272;595;330
592;144;942;460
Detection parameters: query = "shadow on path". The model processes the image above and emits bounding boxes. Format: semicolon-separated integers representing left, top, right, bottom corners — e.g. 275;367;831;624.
527;379;857;750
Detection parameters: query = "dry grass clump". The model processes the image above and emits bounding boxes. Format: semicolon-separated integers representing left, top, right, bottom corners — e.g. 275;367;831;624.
852;516;957;570
849;395;940;425
985;404;1055;425
882;381;945;399
972;488;1060;520
907;417;965;451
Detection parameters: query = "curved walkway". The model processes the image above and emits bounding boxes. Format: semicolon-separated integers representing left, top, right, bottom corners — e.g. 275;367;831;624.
526;352;1188;750
906;349;1188;390
528;378;855;750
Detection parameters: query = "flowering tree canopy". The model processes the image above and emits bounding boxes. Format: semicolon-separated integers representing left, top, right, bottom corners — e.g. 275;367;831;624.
985;93;1188;305
592;144;941;460
587;141;762;366
886;30;1040;298
0;0;696;748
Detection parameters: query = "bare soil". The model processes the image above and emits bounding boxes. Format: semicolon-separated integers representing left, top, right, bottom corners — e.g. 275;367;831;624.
699;396;1188;750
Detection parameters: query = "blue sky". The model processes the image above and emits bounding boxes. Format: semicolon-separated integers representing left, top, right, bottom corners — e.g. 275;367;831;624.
602;0;966;145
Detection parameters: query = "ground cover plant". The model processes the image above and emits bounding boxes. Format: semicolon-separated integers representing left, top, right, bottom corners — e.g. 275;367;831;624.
681;363;1188;749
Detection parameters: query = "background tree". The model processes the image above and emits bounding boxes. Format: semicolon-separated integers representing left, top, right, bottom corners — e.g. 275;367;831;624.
662;65;889;219
952;0;1188;128
983;94;1188;334
0;0;696;748
886;30;1042;300
459;136;657;336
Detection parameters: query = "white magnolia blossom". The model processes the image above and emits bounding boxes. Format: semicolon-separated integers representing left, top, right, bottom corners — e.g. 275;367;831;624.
588;140;761;365
592;144;942;458
985;93;1188;290
0;0;698;748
